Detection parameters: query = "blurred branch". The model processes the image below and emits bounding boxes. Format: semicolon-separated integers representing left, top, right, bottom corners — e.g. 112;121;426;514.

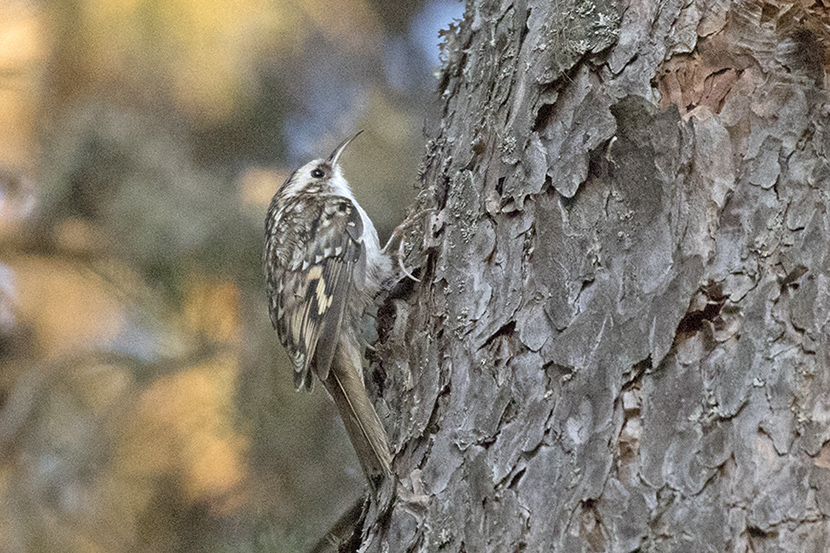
0;344;224;460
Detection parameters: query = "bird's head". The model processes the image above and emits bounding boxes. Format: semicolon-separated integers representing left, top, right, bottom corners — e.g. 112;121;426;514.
278;131;362;199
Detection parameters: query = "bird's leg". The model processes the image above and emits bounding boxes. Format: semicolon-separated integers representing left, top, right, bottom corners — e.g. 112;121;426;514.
382;210;433;283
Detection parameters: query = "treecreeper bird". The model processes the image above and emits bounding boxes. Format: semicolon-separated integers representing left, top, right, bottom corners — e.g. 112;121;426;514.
264;131;394;489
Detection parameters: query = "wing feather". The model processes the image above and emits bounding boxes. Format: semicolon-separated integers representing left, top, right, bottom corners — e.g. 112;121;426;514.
265;194;363;390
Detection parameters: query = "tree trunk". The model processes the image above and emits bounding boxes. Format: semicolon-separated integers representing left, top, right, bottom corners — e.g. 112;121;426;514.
361;1;830;551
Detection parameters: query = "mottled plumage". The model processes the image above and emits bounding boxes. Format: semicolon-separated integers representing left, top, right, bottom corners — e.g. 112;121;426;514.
264;132;392;487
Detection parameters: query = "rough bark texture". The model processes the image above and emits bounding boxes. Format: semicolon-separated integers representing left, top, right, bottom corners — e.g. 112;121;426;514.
361;1;830;551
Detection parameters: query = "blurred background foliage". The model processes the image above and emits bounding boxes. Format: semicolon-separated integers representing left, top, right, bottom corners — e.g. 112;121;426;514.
0;0;461;550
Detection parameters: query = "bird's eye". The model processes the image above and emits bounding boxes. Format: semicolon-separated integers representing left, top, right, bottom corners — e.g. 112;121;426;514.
311;168;325;179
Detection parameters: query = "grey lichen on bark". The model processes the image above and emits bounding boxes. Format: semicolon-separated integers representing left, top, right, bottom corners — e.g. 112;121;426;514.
357;0;830;552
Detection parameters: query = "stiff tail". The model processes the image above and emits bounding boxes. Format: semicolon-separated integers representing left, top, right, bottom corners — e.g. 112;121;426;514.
322;339;392;488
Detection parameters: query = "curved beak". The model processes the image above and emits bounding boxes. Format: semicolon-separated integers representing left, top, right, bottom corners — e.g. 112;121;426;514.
327;130;363;167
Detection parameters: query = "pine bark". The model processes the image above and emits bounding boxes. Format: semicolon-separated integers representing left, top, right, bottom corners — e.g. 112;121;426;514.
363;1;830;551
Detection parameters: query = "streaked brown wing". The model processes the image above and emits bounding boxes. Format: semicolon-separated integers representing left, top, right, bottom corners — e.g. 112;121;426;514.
269;195;364;390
